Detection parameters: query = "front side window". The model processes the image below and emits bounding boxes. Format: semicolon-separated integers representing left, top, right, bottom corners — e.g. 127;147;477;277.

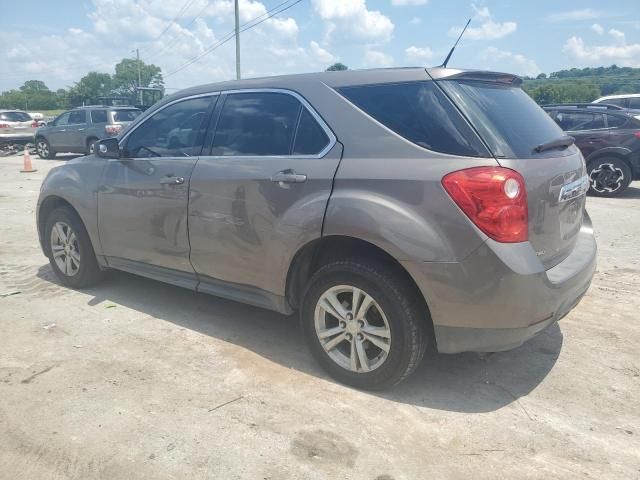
603;98;627;107
68;110;86;125
555;111;605;131
54;112;71;126
125;96;212;158
211;92;301;156
339;81;489;157
91;110;108;124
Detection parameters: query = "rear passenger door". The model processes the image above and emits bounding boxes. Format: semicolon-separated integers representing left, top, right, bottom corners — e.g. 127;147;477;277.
188;90;342;303
555;110;608;158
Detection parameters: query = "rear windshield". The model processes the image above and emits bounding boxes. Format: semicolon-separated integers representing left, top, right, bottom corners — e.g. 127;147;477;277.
111;109;141;122
339;81;490;157
0;111;32;122
439;80;569;159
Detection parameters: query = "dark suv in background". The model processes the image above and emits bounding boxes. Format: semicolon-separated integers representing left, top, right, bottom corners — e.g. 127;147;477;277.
544;103;640;196
35;105;141;159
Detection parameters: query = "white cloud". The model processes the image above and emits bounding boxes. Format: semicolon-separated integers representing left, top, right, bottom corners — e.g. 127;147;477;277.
449;6;516;40
546;8;601;23
364;49;393;67
405;45;433;61
609;28;625;42
409;16;422;25
480;47;541;77
591;23;604;35
312;0;394;44
563;36;640;67
391;0;428;6
309;41;337;65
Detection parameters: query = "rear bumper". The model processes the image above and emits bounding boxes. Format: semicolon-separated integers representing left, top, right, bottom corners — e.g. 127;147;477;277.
402;215;597;353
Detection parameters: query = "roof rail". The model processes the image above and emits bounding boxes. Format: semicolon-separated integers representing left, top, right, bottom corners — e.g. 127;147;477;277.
542;103;625;111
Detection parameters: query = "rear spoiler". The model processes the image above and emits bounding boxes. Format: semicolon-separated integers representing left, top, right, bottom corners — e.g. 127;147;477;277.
426;67;523;87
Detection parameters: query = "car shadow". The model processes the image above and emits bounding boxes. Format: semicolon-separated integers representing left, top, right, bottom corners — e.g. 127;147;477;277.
36;265;562;413
614;185;640;200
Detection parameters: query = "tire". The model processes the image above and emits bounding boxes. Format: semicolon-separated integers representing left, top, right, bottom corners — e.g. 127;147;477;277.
44;206;104;288
588;157;632;197
86;137;99;155
36;137;56;159
301;258;428;390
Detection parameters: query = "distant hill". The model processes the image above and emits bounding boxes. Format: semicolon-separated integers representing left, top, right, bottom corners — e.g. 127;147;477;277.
522;65;640;104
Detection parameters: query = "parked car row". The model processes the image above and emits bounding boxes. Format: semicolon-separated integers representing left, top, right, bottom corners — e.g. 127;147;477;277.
0;106;141;157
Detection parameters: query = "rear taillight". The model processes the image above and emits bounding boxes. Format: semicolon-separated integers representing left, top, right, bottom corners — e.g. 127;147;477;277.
105;124;123;136
0;123;9;129
31;121;38;128
633;131;640;139
442;166;528;243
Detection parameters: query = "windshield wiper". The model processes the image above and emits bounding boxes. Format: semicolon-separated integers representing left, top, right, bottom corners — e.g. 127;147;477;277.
533;136;575;153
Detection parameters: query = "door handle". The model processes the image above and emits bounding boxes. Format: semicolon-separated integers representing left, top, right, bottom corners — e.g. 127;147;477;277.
159;176;185;185
270;169;307;184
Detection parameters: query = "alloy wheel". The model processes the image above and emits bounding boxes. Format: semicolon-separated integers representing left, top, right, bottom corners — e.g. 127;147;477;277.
590;163;624;194
314;285;391;373
37;141;49;157
50;221;80;276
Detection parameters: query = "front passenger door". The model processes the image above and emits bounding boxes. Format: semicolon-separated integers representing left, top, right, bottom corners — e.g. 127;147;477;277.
98;95;216;284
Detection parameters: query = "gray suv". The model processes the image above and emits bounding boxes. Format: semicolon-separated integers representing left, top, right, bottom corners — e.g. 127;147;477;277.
34;106;141;158
36;68;597;389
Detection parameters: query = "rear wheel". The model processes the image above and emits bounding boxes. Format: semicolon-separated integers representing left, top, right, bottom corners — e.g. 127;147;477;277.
86;137;99;155
44;206;103;288
36;138;56;159
301;259;428;390
588;157;631;197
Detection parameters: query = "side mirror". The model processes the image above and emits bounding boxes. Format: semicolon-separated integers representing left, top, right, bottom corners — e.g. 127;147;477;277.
96;137;121;159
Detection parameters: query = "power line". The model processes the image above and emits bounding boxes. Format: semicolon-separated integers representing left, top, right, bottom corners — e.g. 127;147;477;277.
141;0;199;52
164;0;304;79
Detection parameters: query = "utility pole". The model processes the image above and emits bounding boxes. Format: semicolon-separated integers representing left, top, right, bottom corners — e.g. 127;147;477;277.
136;48;143;105
234;0;241;80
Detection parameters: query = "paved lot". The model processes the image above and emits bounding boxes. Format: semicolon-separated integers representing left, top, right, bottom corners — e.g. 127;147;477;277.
1;153;639;480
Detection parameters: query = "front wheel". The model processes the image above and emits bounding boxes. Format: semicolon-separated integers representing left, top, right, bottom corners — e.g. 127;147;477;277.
36;138;56;159
301;259;428;390
588;158;631;197
44;206;104;288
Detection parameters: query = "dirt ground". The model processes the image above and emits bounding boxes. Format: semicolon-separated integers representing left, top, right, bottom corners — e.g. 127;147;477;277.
1;153;639;480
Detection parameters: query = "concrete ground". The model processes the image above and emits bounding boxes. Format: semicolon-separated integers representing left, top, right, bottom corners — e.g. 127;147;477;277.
0;153;638;480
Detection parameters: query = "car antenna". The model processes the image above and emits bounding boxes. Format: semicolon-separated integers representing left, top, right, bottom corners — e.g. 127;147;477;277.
439;18;471;68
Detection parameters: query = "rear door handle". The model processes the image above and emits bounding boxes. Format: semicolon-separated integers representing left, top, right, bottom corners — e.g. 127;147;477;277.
160;176;185;185
270;169;307;184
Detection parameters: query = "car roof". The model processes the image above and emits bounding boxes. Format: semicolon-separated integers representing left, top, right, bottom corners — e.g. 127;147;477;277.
595;93;640;101
165;66;521;100
543;103;631;113
72;105;140;110
0;109;28;113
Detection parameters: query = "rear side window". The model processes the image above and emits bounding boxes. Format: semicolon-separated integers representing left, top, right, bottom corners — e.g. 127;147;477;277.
339;82;488;157
440;80;568;159
293;108;330;155
606;114;628;128
68;110;86;125
91;110;108;124
555;111;605;131
111;109;141;122
212;92;300;156
0;111;31;122
628;98;640;109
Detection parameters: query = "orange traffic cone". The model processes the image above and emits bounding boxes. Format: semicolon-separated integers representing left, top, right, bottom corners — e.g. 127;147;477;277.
20;147;37;173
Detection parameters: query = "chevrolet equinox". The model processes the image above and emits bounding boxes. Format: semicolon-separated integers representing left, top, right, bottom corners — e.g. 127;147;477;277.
37;68;597;389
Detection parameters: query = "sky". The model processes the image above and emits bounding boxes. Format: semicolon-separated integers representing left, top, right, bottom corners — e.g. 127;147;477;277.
1;0;639;93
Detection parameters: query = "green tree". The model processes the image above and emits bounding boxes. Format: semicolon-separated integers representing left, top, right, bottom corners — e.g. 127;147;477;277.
67;72;113;107
20;80;49;92
326;62;348;71
536;73;547;80
112;58;163;103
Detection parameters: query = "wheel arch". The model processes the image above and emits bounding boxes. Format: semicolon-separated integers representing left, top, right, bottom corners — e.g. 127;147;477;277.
585;148;633;171
38;196;87;256
285;235;433;331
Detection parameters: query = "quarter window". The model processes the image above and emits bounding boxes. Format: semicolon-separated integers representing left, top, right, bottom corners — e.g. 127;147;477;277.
606;114;627;128
212;92;301;156
628;98;640;109
91;110;108;124
339;81;489;157
125;96;212;158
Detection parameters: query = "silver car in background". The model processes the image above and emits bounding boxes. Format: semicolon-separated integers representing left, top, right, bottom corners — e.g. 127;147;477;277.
0;110;38;144
36;67;597;389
